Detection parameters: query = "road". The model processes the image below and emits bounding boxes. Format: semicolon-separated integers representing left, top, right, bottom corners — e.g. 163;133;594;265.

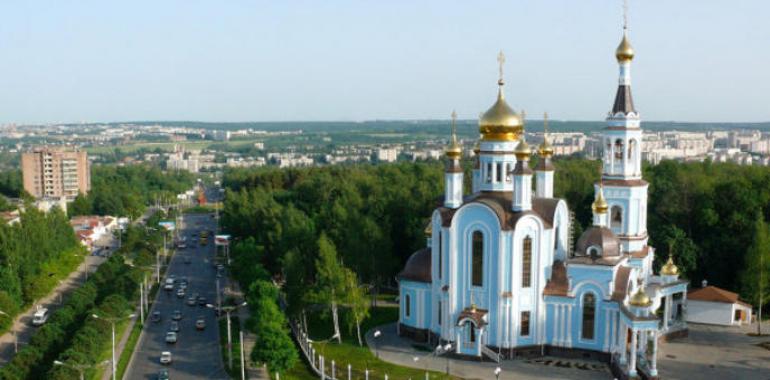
124;212;228;380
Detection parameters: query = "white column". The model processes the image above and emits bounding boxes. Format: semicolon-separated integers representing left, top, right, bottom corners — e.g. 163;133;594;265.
650;330;658;376
535;170;554;198
663;295;670;331
628;330;638;377
619;323;627;365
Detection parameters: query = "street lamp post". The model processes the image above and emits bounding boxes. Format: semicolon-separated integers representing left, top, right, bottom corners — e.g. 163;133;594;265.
373;330;382;358
53;359;111;380
92;313;135;380
443;343;452;375
207;301;248;370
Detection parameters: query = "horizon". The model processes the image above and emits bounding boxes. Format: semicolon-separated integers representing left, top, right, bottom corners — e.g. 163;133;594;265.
1;0;769;124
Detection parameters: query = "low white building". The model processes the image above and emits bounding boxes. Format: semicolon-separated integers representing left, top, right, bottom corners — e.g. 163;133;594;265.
686;284;753;326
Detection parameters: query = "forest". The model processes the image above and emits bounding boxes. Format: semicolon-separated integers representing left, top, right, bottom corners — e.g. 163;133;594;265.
221;158;770;316
0;205;84;332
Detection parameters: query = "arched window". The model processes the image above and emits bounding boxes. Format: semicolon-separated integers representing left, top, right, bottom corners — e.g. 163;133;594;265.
405;294;411;318
486;163;492;183
611;206;623;229
438;301;442;325
472;231;484;287
582;293;596;340
522;236;532;288
469;324;476;342
628;139;637;159
496;162;503;183
614;139;624;160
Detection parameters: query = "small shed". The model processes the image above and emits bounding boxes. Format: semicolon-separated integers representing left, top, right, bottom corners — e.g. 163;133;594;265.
686;285;753;326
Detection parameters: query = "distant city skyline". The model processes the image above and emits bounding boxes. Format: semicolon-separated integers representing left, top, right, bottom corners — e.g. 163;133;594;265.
0;0;768;124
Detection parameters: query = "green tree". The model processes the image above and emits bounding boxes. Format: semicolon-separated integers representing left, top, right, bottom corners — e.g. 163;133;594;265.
741;213;770;335
308;234;346;343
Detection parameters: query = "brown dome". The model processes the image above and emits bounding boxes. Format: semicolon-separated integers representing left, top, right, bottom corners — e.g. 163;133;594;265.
576;226;620;257
397;247;432;283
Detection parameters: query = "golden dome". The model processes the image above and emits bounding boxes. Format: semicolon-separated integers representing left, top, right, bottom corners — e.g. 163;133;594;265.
592;184;609;214
446;141;462;160
446;110;463;160
479;85;523;142
538;139;553;158
629;286;652;307
514;140;531;160
615;32;635;62
661;255;680;276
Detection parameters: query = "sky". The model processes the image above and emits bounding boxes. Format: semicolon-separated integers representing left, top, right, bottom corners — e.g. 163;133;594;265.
0;0;768;124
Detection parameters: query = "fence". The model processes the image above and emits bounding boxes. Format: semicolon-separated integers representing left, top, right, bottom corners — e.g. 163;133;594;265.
292;321;402;380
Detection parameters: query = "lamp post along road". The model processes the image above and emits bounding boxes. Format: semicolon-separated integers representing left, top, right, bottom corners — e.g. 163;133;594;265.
92;313;135;380
207;301;248;370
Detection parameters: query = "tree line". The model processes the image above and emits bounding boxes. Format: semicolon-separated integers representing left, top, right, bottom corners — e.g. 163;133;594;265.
69;164;194;219
222;158;770;319
0;255;140;380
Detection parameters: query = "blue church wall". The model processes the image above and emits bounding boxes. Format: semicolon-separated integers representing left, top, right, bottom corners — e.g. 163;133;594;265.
399;280;432;329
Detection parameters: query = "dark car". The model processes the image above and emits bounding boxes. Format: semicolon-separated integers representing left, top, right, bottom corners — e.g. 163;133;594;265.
171;310;182;321
195;316;206;330
197;296;207;306
151;311;161;323
157;368;170;380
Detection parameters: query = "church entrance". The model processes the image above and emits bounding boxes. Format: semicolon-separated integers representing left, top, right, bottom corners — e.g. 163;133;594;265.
456;306;488;357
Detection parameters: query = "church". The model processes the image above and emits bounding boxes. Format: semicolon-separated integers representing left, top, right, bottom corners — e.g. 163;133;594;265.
397;20;689;380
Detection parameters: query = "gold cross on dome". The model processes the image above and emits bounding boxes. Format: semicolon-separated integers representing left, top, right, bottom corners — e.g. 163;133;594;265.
497;50;506;83
543;112;549;135
450;110;458;138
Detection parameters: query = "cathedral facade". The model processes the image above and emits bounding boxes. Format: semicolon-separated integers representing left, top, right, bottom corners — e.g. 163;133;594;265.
397;25;689;379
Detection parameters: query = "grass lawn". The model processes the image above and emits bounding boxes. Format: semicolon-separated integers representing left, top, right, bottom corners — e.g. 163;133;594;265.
290;306;456;380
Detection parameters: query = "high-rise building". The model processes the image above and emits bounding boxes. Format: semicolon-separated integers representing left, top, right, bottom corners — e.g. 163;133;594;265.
22;147;90;199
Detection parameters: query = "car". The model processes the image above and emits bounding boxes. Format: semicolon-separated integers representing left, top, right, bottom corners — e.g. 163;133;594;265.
159;351;172;364
179;282;187;290
157;369;170;380
32;308;49;326
195;316;206;330
169;321;180;332
186;296;197;306
151;311;162;323
197;296;207;306
164;283;174;291
176;289;185;298
165;331;177;344
171;310;182;321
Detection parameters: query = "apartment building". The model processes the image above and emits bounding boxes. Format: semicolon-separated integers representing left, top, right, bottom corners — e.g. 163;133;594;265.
21;147;90;199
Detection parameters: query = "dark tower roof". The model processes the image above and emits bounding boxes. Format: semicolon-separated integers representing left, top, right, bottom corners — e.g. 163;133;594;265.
612;85;636;115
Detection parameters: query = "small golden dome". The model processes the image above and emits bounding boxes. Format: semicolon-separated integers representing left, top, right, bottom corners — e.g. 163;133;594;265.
592;184;609;214
446;110;463;160
479;85;523;142
446;142;462;160
514;140;531;160
538;139;553;158
661;255;679;276
615;32;635;62
629;286;652;307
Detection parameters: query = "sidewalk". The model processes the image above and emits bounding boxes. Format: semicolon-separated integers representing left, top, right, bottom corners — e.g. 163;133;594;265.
233;282;269;380
0;254;107;364
366;323;612;380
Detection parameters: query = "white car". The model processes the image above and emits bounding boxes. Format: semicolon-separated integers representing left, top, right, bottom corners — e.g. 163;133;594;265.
165;331;178;344
160;351;173;364
32;308;49;326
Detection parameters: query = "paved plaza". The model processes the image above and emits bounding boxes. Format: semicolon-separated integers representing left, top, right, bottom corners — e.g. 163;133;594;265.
368;322;770;380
